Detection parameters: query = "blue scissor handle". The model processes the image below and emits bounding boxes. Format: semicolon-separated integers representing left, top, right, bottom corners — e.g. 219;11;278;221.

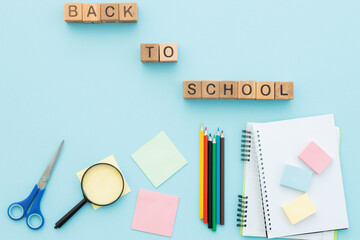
26;188;45;230
8;185;39;220
8;184;45;230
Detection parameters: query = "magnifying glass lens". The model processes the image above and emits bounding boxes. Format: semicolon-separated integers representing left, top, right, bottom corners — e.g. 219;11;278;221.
82;164;124;205
55;163;125;229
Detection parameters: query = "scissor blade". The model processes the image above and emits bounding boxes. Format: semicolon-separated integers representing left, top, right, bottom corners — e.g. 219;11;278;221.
37;140;64;190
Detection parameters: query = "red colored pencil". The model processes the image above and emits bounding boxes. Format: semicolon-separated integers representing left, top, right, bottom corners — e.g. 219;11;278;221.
203;128;208;223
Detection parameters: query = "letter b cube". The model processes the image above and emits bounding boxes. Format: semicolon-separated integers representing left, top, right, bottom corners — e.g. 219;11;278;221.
64;3;83;22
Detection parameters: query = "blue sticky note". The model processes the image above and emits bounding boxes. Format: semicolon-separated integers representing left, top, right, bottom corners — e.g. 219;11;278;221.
280;164;312;192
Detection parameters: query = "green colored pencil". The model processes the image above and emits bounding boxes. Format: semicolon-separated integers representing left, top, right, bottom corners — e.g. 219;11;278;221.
212;137;217;231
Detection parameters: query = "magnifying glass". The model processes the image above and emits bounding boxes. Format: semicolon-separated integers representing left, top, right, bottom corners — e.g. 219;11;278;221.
54;163;124;229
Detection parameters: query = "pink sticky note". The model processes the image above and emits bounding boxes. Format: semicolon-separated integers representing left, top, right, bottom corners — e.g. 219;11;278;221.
298;141;333;174
131;189;179;237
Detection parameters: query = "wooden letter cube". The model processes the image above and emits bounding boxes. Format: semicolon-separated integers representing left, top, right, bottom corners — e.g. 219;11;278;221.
256;81;275;100
159;43;178;62
64;3;83;22
141;44;159;62
220;81;238;99
183;81;202;99
202;81;220;99
275;81;294;100
101;3;119;22
119;3;138;22
83;3;101;23
238;81;256;99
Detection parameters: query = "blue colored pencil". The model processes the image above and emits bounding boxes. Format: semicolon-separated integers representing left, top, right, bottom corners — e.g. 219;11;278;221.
216;129;221;224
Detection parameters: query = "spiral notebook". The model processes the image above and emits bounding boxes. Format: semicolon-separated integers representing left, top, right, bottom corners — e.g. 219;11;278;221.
238;115;348;239
239;123;338;240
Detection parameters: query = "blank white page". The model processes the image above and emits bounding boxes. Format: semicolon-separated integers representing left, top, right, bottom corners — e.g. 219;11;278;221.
252;115;348;238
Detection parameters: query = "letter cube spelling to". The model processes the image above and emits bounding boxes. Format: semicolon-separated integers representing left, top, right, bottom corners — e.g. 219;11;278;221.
159;43;178;62
141;44;160;62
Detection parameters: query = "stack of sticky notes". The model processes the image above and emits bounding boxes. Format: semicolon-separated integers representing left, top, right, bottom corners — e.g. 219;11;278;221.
282;193;317;225
130;131;187;237
299;141;333;174
131;189;179;237
280;141;333;225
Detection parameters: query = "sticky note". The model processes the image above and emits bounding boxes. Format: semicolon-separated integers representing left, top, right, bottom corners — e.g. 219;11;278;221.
282;193;316;225
280;164;312;192
298;141;333;174
131;131;188;188
76;155;131;210
131;189;179;237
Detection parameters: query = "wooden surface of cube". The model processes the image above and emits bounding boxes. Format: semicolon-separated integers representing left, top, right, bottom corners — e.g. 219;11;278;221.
100;3;119;22
238;81;256;99
202;81;220;99
83;3;101;23
256;81;275;100
159;43;178;62
141;44;159;62
119;3;137;22
183;81;202;99
64;3;83;22
220;81;238;99
275;81;293;100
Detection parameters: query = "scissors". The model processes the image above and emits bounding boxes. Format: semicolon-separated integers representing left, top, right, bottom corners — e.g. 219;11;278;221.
7;141;64;230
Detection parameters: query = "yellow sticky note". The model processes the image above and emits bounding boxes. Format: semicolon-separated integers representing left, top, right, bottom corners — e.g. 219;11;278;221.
76;155;131;210
282;193;316;225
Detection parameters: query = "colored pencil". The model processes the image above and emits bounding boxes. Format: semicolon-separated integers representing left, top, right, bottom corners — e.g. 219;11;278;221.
200;123;204;219
208;134;213;229
203;128;208;224
212;137;217;231
216;129;220;224
220;131;225;225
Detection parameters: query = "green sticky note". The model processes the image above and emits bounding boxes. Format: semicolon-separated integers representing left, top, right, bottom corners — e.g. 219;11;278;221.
131;131;188;188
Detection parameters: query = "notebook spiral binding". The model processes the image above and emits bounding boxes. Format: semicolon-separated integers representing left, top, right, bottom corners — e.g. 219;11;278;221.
241;130;251;162
236;195;248;227
254;129;272;232
237;130;251;228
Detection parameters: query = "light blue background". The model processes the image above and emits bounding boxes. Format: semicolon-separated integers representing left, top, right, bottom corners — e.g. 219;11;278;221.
0;0;359;239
